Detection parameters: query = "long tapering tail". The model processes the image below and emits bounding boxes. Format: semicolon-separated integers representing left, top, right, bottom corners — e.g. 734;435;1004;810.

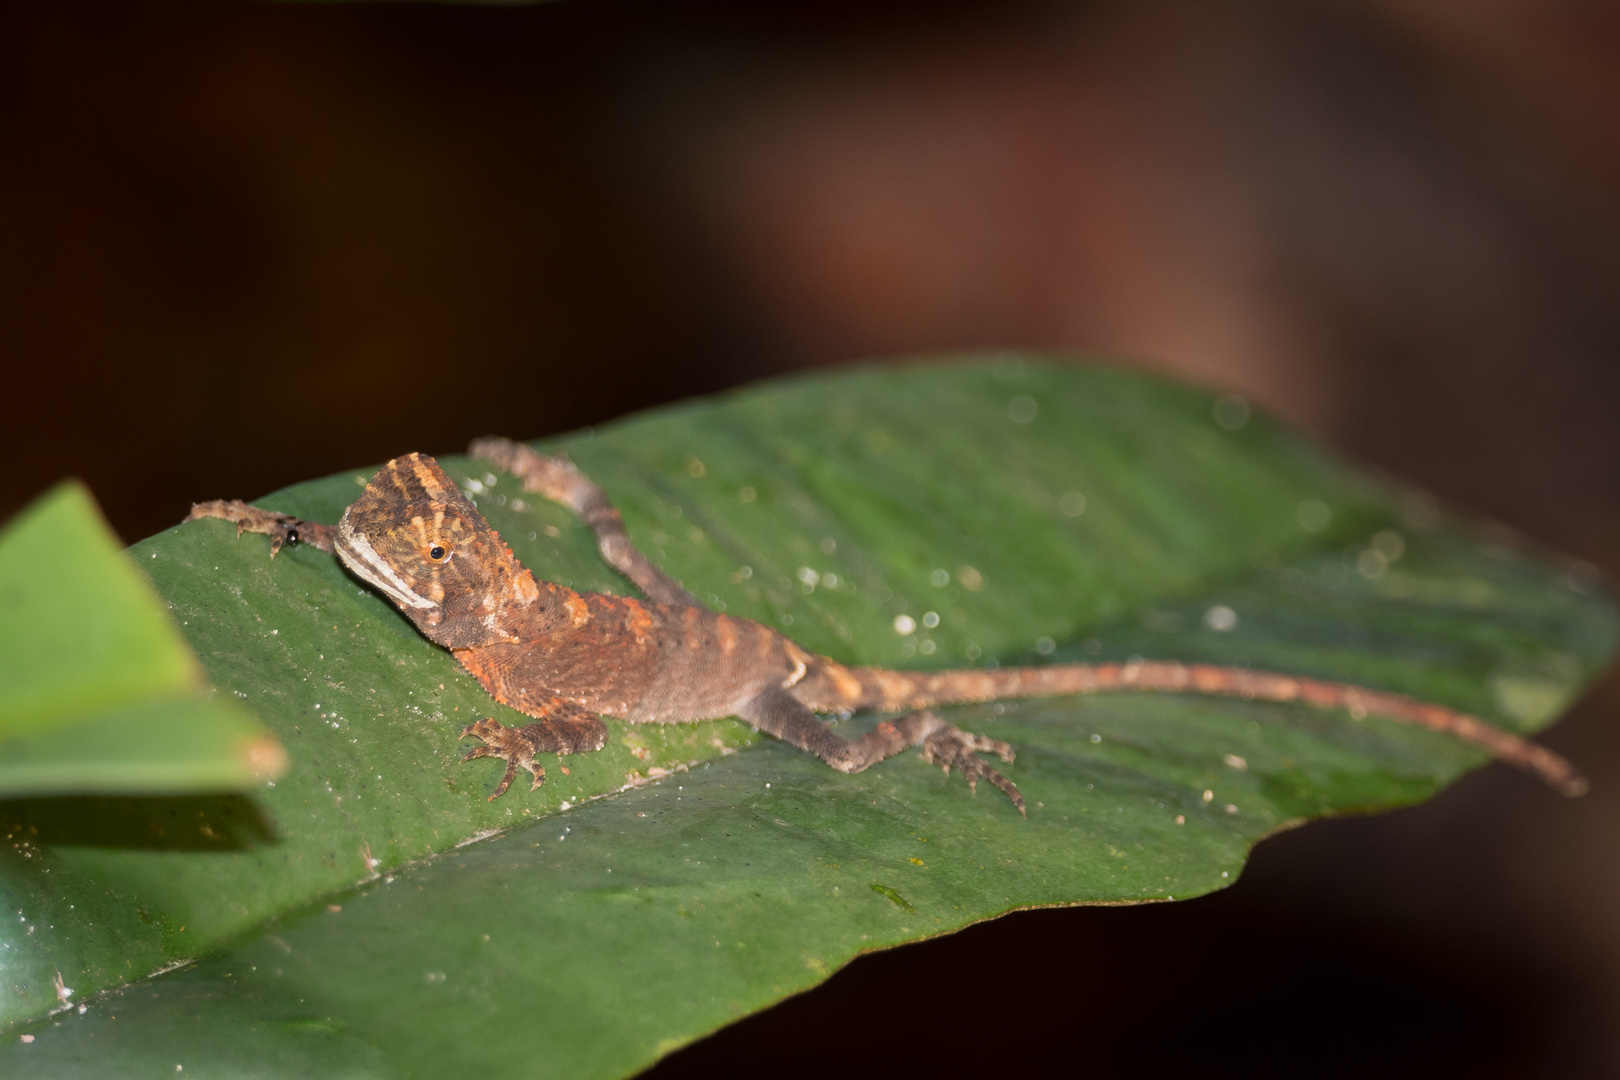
796;658;1586;797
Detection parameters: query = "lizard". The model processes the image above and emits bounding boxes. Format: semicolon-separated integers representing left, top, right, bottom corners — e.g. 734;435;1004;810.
187;436;1589;814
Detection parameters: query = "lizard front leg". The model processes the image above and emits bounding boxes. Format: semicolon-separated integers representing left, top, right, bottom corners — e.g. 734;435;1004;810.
459;698;608;800
739;686;1025;814
186;500;336;556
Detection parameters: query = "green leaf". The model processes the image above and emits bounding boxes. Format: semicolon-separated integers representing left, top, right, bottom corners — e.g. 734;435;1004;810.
1;360;1613;1077
0;482;283;797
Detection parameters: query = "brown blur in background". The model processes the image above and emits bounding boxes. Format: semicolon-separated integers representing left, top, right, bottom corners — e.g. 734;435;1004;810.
5;0;1620;1075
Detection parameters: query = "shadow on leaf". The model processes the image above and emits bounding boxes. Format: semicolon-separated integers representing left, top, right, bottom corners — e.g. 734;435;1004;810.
0;793;276;851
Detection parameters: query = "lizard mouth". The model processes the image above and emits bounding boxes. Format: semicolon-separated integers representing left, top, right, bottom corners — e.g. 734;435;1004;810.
335;512;440;613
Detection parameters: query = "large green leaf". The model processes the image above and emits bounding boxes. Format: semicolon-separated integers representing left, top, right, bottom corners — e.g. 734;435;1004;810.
0;481;282;798
2;360;1613;1076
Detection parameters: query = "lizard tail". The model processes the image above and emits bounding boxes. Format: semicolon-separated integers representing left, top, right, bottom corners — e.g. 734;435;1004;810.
797;658;1586;797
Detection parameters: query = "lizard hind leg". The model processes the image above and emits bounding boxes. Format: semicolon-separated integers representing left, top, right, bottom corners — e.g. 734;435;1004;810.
459;709;609;801
739;687;1026;815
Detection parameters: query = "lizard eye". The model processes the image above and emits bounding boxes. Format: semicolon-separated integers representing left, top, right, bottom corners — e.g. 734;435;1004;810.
427;544;449;561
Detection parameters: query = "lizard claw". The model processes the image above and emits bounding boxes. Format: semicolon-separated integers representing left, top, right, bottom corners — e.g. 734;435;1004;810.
918;723;1025;815
460;718;546;799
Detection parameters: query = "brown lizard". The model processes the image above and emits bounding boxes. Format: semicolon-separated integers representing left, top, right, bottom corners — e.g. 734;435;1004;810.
188;437;1588;814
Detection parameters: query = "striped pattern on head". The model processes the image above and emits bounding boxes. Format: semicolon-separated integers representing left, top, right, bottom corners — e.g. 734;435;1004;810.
336;453;537;649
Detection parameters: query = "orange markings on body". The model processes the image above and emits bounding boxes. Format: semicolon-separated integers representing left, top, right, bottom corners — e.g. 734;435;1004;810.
452;648;497;697
715;614;741;656
563;593;591;628
619;597;655;645
681;606;704;650
511;565;540;606
825;664;865;705
874;671;918;710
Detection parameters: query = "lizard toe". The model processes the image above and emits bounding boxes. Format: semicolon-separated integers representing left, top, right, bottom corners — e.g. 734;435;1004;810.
459;717;505;742
969;733;1016;763
488;760;521;801
919;726;1026;815
458;718;546;800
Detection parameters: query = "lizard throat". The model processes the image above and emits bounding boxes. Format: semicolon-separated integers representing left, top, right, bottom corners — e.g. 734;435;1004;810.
335;519;439;613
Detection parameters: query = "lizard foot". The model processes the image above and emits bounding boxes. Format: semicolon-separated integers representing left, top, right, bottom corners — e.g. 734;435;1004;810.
459;711;607;800
460;718;546;800
916;719;1025;816
186;499;336;556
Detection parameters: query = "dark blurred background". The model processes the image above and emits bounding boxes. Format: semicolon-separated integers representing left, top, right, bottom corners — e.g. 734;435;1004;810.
4;1;1619;1075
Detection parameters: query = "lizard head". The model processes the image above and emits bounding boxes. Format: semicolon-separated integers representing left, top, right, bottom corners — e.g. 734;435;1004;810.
335;453;540;649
